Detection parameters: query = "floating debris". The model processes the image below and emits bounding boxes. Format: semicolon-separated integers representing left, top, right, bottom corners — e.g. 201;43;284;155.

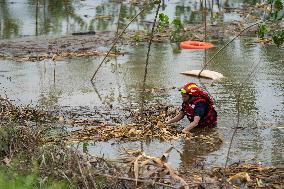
181;70;224;80
0;50;120;62
91;147;192;189
0;96;56;124
211;164;284;188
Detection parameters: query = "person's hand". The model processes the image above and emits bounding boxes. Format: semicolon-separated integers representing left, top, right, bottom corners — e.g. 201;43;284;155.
182;128;190;134
165;120;171;124
182;129;192;139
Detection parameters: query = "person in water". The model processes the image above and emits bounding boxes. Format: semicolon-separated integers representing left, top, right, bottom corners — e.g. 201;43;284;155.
166;82;217;133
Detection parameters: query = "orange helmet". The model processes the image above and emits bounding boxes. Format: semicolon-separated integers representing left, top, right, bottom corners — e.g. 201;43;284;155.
180;82;200;96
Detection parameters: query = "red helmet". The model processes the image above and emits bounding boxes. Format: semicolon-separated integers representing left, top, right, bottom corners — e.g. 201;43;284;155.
180;82;200;96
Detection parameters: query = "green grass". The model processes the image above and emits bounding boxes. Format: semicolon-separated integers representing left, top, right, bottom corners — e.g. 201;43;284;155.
0;168;70;189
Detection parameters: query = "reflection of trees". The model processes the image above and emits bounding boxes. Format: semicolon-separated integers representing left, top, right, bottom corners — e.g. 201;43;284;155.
0;0;270;38
175;5;193;23
95;3;116;31
243;0;261;5
173;0;261;24
173;0;222;24
0;0;19;38
115;1;154;32
28;0;86;35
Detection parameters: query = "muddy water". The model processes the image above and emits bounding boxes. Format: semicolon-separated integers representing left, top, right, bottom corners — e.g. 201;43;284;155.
1;39;283;168
1;0;284;169
1;0;249;39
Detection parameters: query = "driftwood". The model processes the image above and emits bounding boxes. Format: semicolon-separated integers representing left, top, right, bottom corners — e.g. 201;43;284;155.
181;69;224;80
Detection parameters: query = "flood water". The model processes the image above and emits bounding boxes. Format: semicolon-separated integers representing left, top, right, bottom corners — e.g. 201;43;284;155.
0;0;283;169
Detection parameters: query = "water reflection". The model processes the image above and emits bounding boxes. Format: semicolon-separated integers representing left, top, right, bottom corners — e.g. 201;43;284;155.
180;128;222;167
0;0;264;39
0;1;19;38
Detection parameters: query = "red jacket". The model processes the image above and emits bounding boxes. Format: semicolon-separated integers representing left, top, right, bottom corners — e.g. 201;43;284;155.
181;90;217;128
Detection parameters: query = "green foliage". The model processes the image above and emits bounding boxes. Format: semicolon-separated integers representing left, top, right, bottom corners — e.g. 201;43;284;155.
158;15;190;42
171;43;181;54
158;13;169;32
112;45;121;54
258;23;269;39
274;0;284;19
153;0;161;4
0;125;17;158
95;175;108;188
267;0;284;20
172;18;183;31
170;18;186;42
274;0;283;11
0;167;69;189
83;142;89;153
133;32;141;43
272;29;284;47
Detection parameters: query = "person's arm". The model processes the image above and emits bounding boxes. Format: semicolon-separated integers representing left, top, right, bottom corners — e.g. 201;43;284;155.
182;115;200;134
181;102;207;133
166;111;185;124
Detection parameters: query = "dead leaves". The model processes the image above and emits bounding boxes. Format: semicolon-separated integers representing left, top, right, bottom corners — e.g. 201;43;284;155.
57;105;190;143
0;50;120;62
0;96;55;124
227;172;251;186
52;105;224;147
124;148;189;189
212;164;284;188
2;157;11;166
62;122;189;143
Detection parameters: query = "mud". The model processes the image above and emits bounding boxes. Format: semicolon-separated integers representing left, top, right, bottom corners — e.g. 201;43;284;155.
0;31;118;61
0;21;259;62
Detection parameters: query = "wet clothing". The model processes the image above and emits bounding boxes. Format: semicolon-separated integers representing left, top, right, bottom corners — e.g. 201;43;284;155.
193;102;208;117
181;92;217;128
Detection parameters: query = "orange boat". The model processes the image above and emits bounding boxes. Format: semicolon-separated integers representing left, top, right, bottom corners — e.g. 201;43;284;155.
180;40;214;49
